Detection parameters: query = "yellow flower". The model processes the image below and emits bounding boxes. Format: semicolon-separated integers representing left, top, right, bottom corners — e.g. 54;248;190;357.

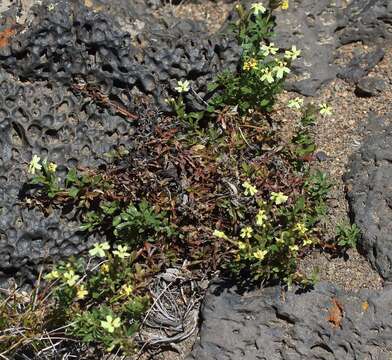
238;241;247;250
44;270;60;281
253;249;268;260
242;181;258;196
256;209;267;227
289;244;299;252
101;315;121;333
175;80;190;93
281;0;289;10
76;285;88;300
213;230;228;239
63;270;80;287
48;162;57;173
100;263;110;273
89;242;110;258
303;238;313;246
320;103;332;116
295;223;308;235
240;226;253;239
243;58;258;71
270;192;288;205
28;155;42;175
120;284;133;296
250;2;266;15
113;244;130;259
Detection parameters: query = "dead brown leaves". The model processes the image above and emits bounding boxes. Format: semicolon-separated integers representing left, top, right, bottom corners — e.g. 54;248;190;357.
0;27;16;48
327;297;344;328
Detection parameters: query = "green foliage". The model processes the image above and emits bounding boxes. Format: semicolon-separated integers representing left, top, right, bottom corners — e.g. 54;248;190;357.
44;244;149;353
208;4;298;113
113;200;175;246
336;222;361;249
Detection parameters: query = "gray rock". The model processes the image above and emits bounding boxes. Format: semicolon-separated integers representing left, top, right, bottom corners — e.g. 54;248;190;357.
345;113;392;280
272;0;392;95
188;281;392;360
338;48;385;84
355;76;387;97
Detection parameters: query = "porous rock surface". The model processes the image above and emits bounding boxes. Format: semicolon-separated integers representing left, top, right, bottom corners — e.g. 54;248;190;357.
188;281;392;360
345;113;392;280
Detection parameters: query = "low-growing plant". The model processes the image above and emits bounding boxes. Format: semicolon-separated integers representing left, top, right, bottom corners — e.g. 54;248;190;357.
44;243;150;353
335;222;361;249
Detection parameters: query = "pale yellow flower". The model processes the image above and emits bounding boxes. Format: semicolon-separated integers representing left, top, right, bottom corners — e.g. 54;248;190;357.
101;315;121;333
48;162;57;173
253;249;268;260
28;155;42;175
287;97;304;109
273;61;290;80
260;69;274;84
256;209;267;227
175;80;190;93
238;241;247;250
242;181;258;196
295;223;308;235
120;284;133;296
260;43;279;57
240;226;253;239
100;263;110;273
89;242;110;258
44;270;60;281
303;238;313;246
250;2;266;15
289;244;299;252
284;45;301;60
319;103;332;117
113;244;130;259
270;192;288;205
76;285;88;300
63;270;80;287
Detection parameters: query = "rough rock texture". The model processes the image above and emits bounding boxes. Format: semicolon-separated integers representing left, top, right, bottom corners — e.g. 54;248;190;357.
0;70;133;284
188;281;392;360
0;0;240;111
345;113;392;280
272;0;392;95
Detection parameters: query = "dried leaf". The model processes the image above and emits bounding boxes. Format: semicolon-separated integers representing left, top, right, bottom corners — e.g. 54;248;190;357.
327;297;344;328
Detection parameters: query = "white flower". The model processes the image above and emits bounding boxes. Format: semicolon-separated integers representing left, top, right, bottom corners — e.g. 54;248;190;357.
251;2;266;15
175;80;190;93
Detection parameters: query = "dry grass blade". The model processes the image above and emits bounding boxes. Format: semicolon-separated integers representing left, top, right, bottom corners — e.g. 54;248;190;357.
136;268;203;358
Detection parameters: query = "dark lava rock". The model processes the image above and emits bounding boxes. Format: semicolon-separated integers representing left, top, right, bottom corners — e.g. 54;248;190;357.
338;48;385;84
0;0;240;112
345;113;392;280
188;281;392;360
355;76;387;97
